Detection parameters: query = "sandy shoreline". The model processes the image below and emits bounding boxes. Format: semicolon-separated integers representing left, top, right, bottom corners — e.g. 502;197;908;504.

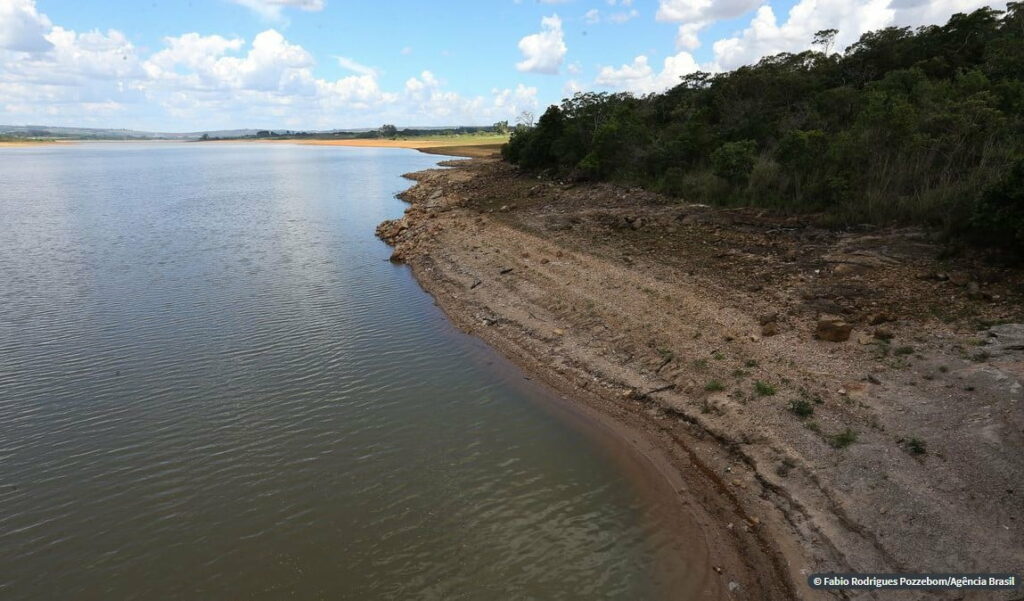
378;158;1024;600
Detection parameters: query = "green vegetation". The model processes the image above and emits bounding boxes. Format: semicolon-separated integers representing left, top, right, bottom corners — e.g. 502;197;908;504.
788;398;815;418
829;428;859;449
754;380;777;396
503;5;1024;253
705;380;725;392
902;437;928;455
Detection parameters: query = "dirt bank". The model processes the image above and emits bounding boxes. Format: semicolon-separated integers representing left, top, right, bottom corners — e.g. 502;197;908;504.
378;157;1024;600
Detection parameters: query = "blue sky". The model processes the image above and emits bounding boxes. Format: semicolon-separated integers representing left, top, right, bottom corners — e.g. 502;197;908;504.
0;0;1002;131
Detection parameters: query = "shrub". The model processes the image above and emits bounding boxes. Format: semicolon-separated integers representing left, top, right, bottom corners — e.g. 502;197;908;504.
788;399;815;418
754;380;776;396
829;428;858;448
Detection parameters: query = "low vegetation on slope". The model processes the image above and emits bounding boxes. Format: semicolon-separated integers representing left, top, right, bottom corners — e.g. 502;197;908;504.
503;5;1024;252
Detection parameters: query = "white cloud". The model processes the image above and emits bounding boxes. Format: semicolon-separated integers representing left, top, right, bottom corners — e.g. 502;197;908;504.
609;9;639;23
516;14;567;74
708;0;1001;71
0;0;53;52
335;56;378;77
656;0;763;48
0;2;540;130
596;51;700;94
584;9;601;24
227;0;326;19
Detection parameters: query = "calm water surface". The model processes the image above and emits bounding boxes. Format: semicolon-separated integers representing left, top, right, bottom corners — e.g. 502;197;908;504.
0;143;702;600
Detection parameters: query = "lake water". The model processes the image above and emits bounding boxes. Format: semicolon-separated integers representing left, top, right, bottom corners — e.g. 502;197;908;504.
0;142;704;600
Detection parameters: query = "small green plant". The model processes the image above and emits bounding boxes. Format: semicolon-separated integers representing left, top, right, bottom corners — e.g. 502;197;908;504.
713;351;725;361
705;380;725;392
693;358;709;370
731;369;749;378
788;398;814;418
938;365;949;373
894;346;915;356
829;428;858;449
754;380;776;396
744;359;758;368
806;421;821;433
904;437;927;455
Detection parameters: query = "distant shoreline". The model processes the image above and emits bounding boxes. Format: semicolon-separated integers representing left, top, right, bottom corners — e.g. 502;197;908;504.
0;137;505;158
255;137;507;158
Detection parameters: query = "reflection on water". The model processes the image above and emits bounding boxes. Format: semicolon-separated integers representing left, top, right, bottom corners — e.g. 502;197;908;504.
0;143;702;600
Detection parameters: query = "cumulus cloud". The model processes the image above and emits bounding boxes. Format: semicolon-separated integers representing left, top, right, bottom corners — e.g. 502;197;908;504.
516;14;567;74
656;0;763;49
0;1;540;129
709;0;1003;71
0;0;53;52
596;51;700;94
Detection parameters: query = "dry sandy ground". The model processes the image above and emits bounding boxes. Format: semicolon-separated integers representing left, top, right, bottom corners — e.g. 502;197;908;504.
379;157;1024;601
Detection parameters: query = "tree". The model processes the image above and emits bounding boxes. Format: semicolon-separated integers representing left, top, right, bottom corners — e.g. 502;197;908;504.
380;124;398;139
493;120;509;135
516;111;535;128
813;28;839;55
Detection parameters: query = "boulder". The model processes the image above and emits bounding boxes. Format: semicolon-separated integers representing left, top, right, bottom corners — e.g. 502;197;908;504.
815;315;852;342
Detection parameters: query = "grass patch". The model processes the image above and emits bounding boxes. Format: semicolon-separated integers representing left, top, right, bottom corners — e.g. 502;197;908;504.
902;437;928;455
744;359;758;368
893;345;915;356
754;380;776;396
788;399;814;418
828;428;858;449
705;380;725;392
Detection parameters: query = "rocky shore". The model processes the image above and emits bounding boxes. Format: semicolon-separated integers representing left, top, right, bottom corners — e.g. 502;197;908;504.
378;156;1024;600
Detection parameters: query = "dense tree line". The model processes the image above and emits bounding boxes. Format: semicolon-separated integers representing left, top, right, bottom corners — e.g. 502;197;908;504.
503;5;1024;252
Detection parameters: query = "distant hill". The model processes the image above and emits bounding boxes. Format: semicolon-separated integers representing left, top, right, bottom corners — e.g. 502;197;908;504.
0;125;493;141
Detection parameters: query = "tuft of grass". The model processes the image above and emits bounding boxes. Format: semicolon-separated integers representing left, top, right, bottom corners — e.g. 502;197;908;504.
705;380;725;392
713;351;726;361
904;437;927;455
788;398;814;418
693;358;709;370
893;345;915;356
744;359;759;368
828;428;858;449
754;380;776;396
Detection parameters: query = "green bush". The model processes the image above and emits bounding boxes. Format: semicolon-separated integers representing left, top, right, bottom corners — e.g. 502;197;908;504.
500;5;1024;251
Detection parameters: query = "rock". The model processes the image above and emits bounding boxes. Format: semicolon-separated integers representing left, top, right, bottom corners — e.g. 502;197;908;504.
815;315;852;342
867;374;882;385
728;581;741;592
873;327;894;341
948;272;971;286
985;324;1024;357
761;322;779;337
758;312;779;326
553;328;565;336
867;312;892;325
967;281;982;298
856;332;874;345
